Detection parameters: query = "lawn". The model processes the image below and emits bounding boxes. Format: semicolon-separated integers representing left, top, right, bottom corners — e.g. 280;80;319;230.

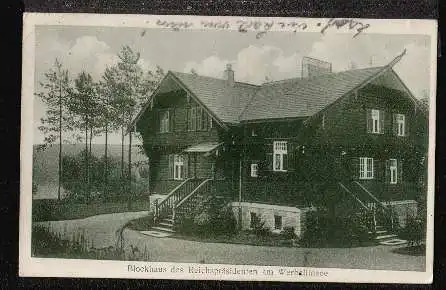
32;198;151;222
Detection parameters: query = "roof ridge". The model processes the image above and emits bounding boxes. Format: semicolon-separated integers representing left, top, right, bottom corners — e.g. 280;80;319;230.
170;70;260;87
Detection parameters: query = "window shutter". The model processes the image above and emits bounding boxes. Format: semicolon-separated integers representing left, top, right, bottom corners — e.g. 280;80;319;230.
398;159;403;183
169;108;175;132
286;142;294;171
264;142;273;173
366;109;372;133
155;110;160;133
168;154;174;180
385;160;390;184
184;154;189;179
351;157;360;180
392;113;398;136
379;110;385;134
374;159;382;181
404;117;409;137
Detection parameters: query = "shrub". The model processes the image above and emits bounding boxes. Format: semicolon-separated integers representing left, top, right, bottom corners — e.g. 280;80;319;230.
300;208;373;247
399;216;425;247
281;226;297;240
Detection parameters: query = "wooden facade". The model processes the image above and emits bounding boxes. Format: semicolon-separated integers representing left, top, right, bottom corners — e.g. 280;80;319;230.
133;65;428;214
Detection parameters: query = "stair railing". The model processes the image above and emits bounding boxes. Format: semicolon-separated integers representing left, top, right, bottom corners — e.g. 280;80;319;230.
173;178;212;223
154;178;192;222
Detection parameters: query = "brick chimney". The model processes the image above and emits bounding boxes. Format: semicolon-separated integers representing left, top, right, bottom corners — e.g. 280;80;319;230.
225;63;235;87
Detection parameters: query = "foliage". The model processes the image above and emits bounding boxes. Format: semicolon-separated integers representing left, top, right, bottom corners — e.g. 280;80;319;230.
35;59;73;145
177;202;238;238
281;226;297;240
398;216;425;247
31;225;150;261
300;208;373;247
60;150;146;203
250;214;271;237
32;198;151;222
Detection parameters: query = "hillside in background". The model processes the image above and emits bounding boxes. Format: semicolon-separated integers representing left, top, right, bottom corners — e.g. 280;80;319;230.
32;144;148;199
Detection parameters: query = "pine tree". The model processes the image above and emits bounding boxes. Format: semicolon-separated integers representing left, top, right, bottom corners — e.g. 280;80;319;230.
35;59;72;200
68;71;102;200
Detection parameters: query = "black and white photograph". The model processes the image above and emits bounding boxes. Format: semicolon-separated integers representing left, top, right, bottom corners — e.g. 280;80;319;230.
19;14;437;283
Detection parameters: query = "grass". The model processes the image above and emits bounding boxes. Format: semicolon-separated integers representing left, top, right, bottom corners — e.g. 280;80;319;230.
32;198;151;222
31;224;151;261
392;244;426;256
126;212;155;231
173;230;298;248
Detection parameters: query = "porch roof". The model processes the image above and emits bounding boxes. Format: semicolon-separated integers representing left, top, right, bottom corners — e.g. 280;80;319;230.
183;142;223;154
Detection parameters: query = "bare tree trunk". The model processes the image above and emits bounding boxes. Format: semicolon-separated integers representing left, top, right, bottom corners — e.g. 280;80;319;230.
58;79;62;201
85;120;89;200
121;125;125;178
89;126;93;199
104;122;108;194
127;130;132;209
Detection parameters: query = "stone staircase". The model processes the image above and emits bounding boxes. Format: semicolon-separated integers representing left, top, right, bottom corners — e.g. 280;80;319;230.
141;178;221;238
371;225;407;246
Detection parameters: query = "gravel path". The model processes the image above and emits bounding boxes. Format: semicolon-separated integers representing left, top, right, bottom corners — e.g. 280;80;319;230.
35;211;425;271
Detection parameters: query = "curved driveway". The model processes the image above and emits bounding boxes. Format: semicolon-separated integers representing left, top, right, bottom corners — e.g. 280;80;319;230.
36;211;425;271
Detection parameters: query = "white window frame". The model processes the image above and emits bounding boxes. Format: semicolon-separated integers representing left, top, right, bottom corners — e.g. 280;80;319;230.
173;154;184;180
396;114;405;136
359;157;374;180
250;163;258;177
274;215;283;231
371;109;380;134
160;110;169;133
389;158;398;184
273;141;287;172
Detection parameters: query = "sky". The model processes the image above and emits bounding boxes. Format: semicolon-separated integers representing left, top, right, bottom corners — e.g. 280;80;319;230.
33;25;432;145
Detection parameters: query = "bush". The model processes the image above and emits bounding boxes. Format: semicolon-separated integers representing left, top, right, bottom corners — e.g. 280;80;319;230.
281;226;297;240
399;216;425;247
176;203;238;238
300;208;373;247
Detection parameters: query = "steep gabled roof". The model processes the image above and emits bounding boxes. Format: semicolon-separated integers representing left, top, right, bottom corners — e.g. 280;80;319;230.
239;67;383;121
170;71;259;124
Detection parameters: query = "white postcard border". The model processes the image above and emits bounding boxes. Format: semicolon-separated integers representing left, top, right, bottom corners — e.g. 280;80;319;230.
19;13;437;284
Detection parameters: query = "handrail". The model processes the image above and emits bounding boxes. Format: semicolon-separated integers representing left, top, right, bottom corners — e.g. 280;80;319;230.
338;182;370;211
175;179;212;209
353;181;389;210
154;178;192;220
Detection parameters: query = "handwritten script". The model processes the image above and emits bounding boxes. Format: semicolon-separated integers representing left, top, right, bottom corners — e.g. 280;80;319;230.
153;18;370;38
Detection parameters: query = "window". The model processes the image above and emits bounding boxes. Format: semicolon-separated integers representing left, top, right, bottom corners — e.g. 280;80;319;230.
396;114;405;136
274;215;282;230
250;212;259;229
359;157;374;179
371;109;380;133
188;106;210;131
389;158;398;184
273;141;288;172
159;110;169;133
367;109;384;134
251;129;257;136
173;154;185;180
250;163;258;177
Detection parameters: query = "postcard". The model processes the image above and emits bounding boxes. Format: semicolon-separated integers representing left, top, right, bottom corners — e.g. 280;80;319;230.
20;13;437;283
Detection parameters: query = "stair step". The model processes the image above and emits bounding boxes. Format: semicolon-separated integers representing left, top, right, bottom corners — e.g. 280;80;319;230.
152;226;176;233
163;218;175;224
376;230;387;234
376;234;397;240
159;222;174;228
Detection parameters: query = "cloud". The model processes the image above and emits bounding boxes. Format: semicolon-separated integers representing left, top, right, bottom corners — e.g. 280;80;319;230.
183;45;302;84
307;34;431;98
